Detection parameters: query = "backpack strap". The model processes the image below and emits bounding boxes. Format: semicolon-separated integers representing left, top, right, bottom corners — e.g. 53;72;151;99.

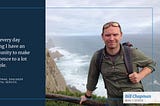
96;48;103;73
96;43;133;74
123;45;133;74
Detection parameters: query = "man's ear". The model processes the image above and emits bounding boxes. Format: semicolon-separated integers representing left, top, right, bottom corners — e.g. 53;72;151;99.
121;32;123;37
101;33;103;38
101;33;105;41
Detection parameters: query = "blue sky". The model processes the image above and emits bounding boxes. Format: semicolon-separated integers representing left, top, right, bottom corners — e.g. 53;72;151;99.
46;0;160;37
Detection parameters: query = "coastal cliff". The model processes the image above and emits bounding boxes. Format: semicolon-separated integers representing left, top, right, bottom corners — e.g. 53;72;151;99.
46;49;67;93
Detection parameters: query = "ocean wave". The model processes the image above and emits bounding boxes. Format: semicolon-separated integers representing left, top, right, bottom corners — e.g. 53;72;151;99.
153;80;160;86
50;46;106;97
49;47;71;56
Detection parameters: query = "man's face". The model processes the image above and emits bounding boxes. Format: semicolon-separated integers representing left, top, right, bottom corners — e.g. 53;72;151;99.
102;26;122;49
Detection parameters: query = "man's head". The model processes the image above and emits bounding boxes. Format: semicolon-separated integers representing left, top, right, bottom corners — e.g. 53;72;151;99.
101;21;122;50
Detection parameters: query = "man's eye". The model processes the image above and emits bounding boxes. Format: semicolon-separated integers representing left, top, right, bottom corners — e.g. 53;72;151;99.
104;34;110;37
113;34;118;36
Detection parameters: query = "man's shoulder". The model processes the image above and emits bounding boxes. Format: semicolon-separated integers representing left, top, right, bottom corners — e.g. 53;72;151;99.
91;48;104;61
94;48;104;56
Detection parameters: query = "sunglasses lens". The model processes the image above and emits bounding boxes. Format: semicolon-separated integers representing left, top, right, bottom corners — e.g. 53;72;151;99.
112;22;119;27
104;24;110;28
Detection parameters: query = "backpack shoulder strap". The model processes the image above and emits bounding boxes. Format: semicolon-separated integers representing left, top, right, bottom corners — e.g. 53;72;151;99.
96;48;103;73
123;45;133;74
96;43;134;74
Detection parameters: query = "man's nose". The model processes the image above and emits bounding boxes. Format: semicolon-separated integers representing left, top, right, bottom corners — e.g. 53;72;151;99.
109;35;114;40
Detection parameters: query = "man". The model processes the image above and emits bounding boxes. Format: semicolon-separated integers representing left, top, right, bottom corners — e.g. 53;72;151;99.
80;21;156;106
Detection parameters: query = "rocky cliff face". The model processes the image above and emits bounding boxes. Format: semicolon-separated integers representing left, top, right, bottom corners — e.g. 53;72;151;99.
46;49;67;93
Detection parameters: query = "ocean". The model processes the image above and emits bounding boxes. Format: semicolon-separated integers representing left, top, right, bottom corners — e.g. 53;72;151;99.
48;35;160;97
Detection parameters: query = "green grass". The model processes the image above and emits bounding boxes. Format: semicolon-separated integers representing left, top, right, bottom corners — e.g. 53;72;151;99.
46;89;160;106
46;100;80;106
46;88;106;106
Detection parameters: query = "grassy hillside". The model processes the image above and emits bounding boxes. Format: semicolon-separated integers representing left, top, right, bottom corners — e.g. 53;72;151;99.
46;89;106;106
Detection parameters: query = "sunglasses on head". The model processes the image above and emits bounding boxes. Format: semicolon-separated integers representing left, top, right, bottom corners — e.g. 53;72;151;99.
103;22;120;29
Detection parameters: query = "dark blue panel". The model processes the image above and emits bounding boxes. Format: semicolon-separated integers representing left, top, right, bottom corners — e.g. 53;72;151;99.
0;0;44;7
0;0;45;106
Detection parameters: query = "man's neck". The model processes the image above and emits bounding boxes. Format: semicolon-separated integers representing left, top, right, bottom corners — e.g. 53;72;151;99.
106;45;120;56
